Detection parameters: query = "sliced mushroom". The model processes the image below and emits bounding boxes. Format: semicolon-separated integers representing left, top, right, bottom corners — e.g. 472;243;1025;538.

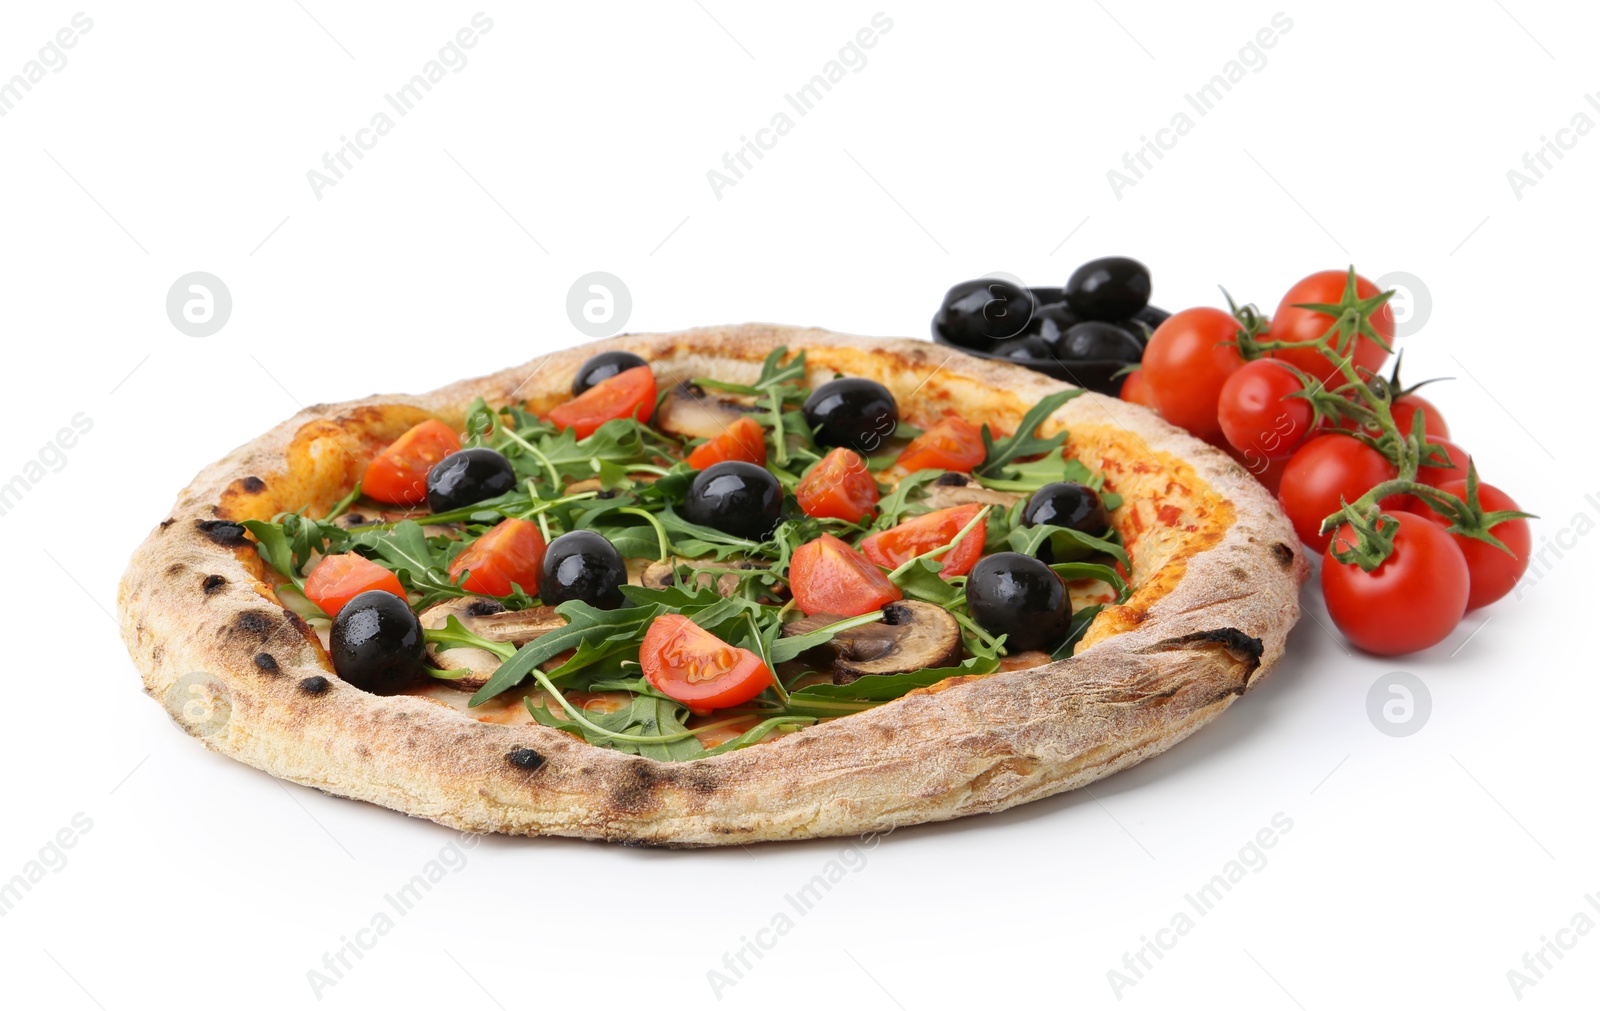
417;597;564;690
783;600;962;684
918;473;1024;511
653;383;760;441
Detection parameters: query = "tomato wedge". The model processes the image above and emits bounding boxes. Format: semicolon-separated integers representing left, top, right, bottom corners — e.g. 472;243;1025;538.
641;613;773;712
686;416;767;470
447;518;546;596
859;504;986;578
896;417;985;473
795;448;879;523
789;533;901;616
547;365;656;439
362;419;461;505
304;553;406;617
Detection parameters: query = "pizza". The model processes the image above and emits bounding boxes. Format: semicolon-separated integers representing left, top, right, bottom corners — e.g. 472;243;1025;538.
118;325;1307;846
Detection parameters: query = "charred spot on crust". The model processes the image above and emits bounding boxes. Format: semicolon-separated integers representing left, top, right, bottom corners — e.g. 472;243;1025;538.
299;675;330;694
202;574;226;594
166;563;184;575
230;610;278;642
1272;542;1296;569
608;761;662;813
159;518;176;530
507;747;545;771
1148;627;1265;680
682;762;721;795
281;608;314;638
464;600;506;617
196;519;249;547
239;476;266;493
254;652;280;674
934;471;969;487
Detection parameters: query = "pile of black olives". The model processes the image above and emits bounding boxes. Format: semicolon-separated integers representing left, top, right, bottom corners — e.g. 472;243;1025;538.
931;257;1165;395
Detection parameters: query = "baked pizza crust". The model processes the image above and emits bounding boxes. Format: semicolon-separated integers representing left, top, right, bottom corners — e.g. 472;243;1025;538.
118;325;1308;846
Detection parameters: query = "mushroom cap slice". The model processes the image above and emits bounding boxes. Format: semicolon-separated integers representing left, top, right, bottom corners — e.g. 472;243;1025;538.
418;597;564;690
653;383;761;441
784;600;963;683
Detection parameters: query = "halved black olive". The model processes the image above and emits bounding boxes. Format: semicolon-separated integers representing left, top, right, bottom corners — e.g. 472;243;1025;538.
426;448;517;513
329;590;425;695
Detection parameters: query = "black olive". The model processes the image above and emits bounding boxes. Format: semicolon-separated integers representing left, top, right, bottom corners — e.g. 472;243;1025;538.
1030;286;1065;308
1131;304;1170;334
683;461;782;540
1024;482;1112;563
571;350;648;396
1055;321;1144;362
802;378;899;452
540;530;627;609
328;590;425;695
426;448;517;513
965;552;1071;652
1029;304;1085;354
1065;257;1152;321
997;335;1056;364
932;278;1037;349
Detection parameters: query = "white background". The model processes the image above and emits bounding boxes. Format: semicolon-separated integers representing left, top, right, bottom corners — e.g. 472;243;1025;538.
0;2;1594;1008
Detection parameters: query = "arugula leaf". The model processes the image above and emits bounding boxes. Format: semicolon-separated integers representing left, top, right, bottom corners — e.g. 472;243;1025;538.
784;652;1002;713
1006;523;1130;569
527;691;704;761
241;519;305;590
976;389;1083;479
890;557;965;607
468;600;665;706
702;716;817;756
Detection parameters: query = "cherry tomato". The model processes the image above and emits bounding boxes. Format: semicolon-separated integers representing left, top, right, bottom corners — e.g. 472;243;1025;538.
1217;359;1315;461
1119;369;1157;408
641;614;772;712
547;365;656;439
859;504;986;578
1141;307;1245;439
895;417;986;473
448;518;546;596
1322;511;1469;655
1416;439;1471;488
1279;434;1402;552
362;419;461;505
1267;269;1394;384
1390;394;1449;440
304;554;406;617
789;533;901;616
686;416;767;470
1223;443;1289;495
1421;480;1530;609
795;448;879;523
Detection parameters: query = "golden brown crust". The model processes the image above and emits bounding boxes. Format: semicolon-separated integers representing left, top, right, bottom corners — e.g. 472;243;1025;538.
118;325;1308;846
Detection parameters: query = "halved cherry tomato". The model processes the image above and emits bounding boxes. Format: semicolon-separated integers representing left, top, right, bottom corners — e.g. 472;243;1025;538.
304;554;406;617
362;419;461;505
1322;510;1468;655
1119;368;1157;408
448;518;546;596
896;417;985;473
640;613;772;712
687;416;767;470
1217;359;1315;461
1421;479;1530;610
547;365;656;439
1278;434;1404;552
859;505;986;578
795;448;879;523
1141;307;1245;439
789;533;901;616
1416;439;1471;488
1268;269;1394;384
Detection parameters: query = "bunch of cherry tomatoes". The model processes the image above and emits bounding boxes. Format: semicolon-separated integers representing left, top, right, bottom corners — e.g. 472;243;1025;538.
1120;268;1532;656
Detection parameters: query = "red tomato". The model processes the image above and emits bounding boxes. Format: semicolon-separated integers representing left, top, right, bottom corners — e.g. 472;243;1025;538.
1421;480;1530;609
641;614;772;712
1322;511;1469;655
686;416;767;470
304;554;406;617
362;419;461;505
1223;443;1289;495
1279;434;1402;552
547;365;656;439
789;533;901;616
896;417;986;473
1390;394;1449;440
1267;269;1394;384
1217;359;1315;461
1416;439;1471;488
859;504;986;578
448;519;546;596
795;448;879;523
1119;369;1157;408
1141;307;1245;439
